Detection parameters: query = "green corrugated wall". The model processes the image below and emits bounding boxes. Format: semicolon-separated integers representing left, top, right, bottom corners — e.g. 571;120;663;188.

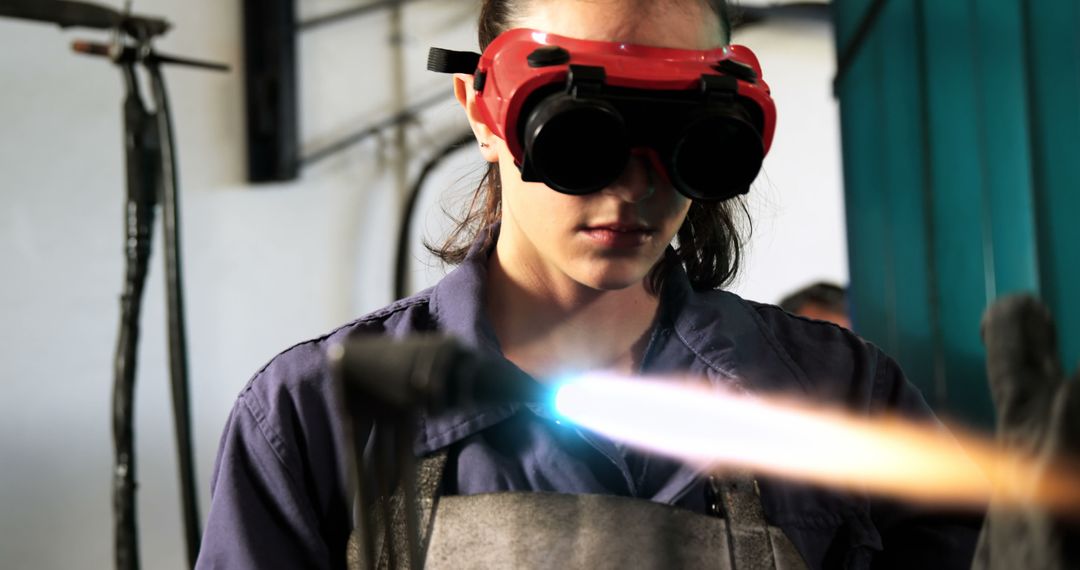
832;0;1079;428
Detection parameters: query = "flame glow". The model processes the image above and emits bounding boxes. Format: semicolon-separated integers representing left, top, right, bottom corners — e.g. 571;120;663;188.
553;372;1080;512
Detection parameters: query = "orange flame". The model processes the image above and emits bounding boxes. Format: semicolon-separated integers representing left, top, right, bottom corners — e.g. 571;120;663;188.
553;372;1080;512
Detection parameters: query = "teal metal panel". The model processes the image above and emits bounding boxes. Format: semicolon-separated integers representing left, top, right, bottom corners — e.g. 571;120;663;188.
1023;0;1080;370
836;0;894;351
834;0;1080;427
832;0;871;50
877;0;938;400
920;1;995;426
971;0;1041;299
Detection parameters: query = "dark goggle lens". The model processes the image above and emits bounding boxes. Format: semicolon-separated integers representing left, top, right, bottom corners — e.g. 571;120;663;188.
671;115;764;202
525;97;629;195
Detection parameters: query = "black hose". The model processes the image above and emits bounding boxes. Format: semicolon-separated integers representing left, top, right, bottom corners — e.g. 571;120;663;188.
113;62;156;570
148;61;202;568
393;132;476;300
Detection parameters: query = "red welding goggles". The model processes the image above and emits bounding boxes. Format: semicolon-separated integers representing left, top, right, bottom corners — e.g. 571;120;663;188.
428;28;777;202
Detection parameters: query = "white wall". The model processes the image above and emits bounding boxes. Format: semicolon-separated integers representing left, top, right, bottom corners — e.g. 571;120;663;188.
728;15;848;303
0;2;845;567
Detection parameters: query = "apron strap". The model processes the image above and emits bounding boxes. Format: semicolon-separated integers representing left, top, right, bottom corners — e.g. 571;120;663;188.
347;449;449;570
710;472;780;570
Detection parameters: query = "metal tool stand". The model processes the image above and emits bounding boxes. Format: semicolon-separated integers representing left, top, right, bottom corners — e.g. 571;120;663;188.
0;2;227;568
78;32;228;570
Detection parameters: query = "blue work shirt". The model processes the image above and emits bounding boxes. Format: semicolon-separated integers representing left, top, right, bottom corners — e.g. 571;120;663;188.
197;242;980;569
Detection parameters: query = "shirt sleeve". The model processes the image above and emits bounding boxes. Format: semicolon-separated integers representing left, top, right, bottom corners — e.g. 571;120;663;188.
196;392;336;570
747;303;983;568
865;352;983;569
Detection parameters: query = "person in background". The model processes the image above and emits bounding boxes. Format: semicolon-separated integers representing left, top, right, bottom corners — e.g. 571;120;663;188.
779;282;851;329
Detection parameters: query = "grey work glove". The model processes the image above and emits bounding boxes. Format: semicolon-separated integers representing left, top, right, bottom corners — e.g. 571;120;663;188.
972;294;1080;570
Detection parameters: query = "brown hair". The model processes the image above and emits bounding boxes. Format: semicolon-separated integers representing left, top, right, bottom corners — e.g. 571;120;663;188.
428;0;750;292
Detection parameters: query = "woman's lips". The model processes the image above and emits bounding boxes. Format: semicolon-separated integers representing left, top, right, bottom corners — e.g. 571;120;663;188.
580;224;655;248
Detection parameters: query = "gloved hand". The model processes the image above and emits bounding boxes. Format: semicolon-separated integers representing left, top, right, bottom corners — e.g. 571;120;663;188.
972;294;1080;570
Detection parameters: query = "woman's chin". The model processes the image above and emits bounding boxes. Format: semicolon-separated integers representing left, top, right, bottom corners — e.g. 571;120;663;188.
572;263;653;292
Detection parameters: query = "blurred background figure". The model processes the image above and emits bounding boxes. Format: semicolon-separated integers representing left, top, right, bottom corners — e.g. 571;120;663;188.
778;281;850;329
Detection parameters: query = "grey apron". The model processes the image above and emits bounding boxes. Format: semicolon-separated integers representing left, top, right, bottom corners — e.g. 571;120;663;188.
348;451;808;570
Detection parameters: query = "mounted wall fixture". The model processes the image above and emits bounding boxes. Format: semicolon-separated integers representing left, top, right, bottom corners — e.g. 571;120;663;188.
243;0;441;182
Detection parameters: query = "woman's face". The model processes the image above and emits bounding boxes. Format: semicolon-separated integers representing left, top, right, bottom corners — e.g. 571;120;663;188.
471;0;725;293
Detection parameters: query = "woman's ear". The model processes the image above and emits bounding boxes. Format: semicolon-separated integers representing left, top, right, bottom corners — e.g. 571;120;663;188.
453;73;500;163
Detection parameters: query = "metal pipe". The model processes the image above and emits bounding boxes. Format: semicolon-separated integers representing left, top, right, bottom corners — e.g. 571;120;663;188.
389;0;411;243
300;90;448;166
393;132;474;300
298;0;427;32
0;0;170;36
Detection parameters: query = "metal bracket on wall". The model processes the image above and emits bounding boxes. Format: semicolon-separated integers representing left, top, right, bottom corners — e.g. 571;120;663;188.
243;0;441;182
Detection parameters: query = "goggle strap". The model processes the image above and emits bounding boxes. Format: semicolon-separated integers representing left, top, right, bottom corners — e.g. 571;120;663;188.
427;48;481;75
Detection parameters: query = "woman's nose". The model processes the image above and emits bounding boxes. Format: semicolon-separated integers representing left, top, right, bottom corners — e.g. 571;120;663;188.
602;151;657;203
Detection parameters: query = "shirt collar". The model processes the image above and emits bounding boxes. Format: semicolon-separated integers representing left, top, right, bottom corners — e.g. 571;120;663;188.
659;248;812;395
428;224;504;357
420;224;519;454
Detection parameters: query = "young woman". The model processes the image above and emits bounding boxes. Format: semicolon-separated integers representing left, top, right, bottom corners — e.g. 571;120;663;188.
197;0;980;568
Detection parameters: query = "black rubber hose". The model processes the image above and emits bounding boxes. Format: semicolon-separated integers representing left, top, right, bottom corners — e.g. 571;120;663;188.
393;132;475;300
148;61;202;568
113;62;156;570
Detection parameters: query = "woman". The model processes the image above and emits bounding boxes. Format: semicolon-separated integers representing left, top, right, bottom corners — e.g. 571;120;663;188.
197;0;980;568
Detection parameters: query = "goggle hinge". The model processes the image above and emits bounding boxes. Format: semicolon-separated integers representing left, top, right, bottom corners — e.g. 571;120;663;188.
566;64;607;98
700;74;738;104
